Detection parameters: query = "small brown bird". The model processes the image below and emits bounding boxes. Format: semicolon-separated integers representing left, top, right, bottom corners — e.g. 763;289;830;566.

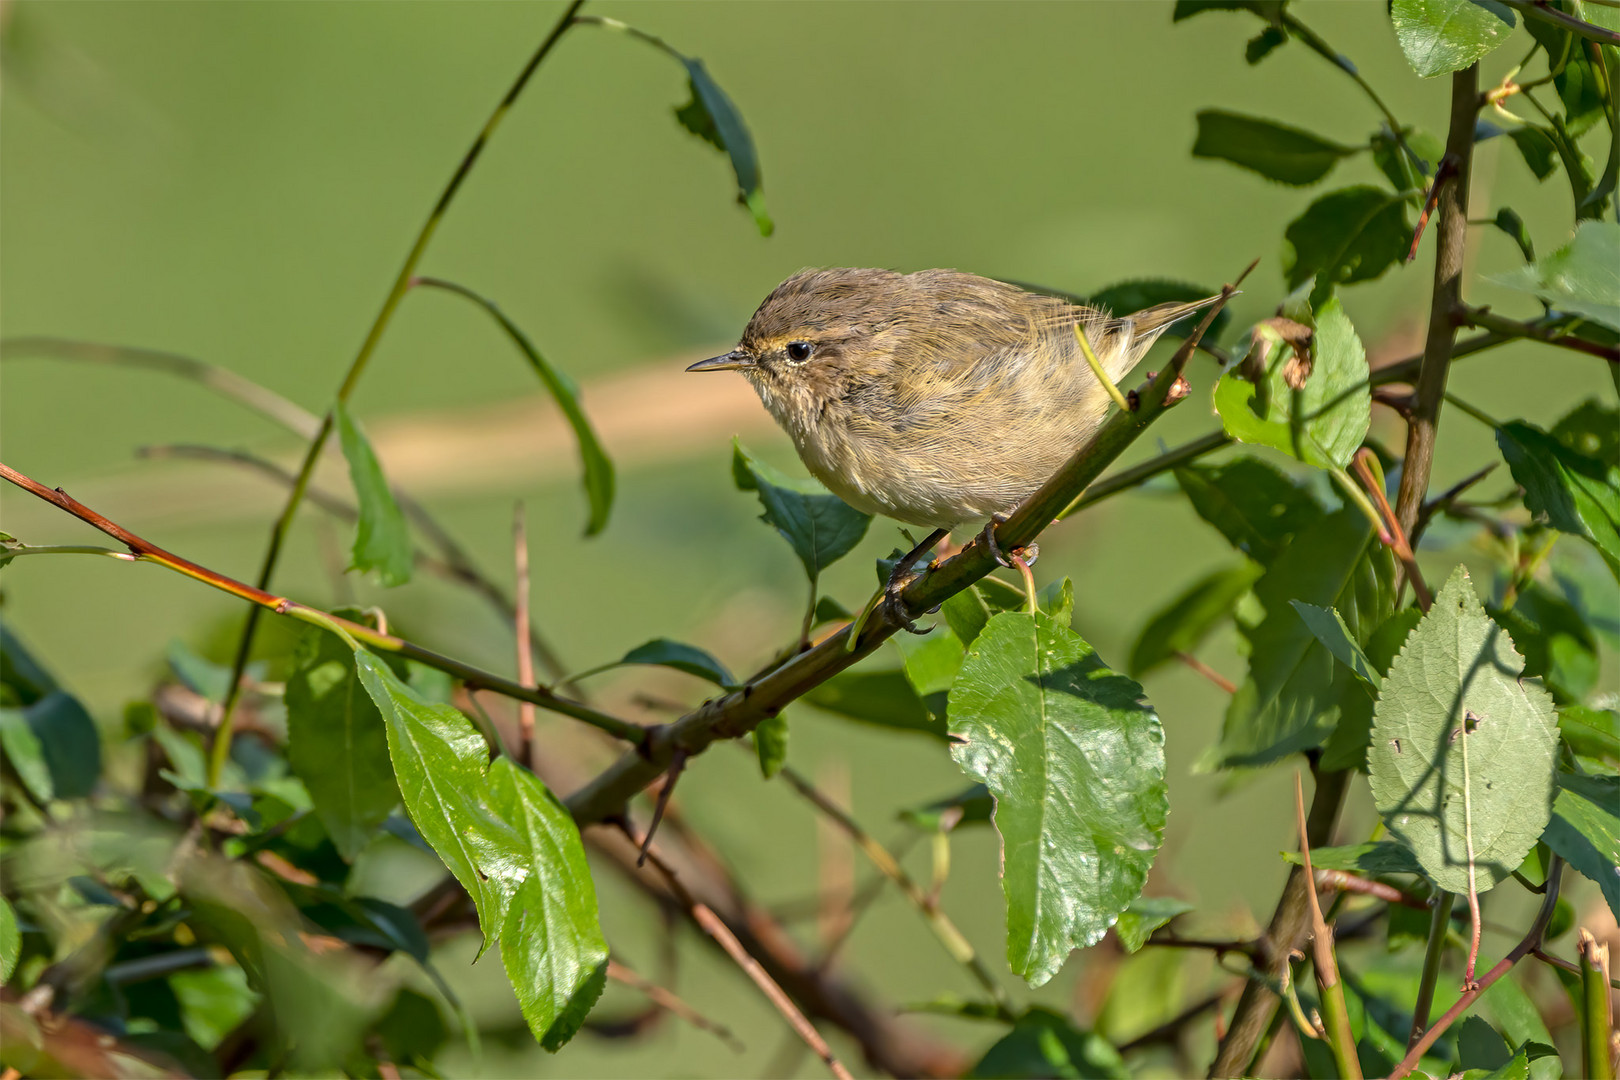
690;267;1217;536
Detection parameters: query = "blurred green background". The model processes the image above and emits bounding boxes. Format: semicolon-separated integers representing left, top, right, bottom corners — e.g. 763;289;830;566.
2;2;1613;1076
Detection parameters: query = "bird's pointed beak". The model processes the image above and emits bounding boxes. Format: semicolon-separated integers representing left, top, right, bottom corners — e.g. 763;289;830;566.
687;350;755;373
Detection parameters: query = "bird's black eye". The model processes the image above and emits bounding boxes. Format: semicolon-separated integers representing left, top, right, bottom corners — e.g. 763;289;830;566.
785;341;814;363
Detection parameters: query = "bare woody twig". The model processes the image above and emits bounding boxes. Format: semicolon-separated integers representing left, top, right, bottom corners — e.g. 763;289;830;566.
605;960;745;1053
0;460;643;744
1294;772;1362;1080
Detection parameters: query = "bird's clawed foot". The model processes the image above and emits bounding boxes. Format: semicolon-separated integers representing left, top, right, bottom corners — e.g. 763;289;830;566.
980;514;1039;570
881;527;948;635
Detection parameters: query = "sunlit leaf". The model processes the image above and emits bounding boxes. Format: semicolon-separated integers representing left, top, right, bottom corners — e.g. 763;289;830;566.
1492;221;1620;331
1215;295;1371;470
949;611;1166;986
675;57;773;236
733;441;871;583
1369;567;1558;894
1192;110;1357;186
335;402;412;588
1542;772;1619;921
1391;0;1516;78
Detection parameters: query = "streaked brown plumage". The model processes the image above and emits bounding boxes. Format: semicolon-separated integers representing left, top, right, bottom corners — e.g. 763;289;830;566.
689;267;1217;530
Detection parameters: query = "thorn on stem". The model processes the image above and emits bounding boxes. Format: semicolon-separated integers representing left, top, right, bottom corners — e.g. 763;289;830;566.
638;748;689;868
1408;154;1458;263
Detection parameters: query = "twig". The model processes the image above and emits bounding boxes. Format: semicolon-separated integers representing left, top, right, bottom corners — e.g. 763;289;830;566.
1353;449;1433;611
139;443;569;678
1294;772;1361;1079
565;263;1253;830
1407;154;1458;261
606;959;745;1052
1531;946;1620;990
1388;857;1564;1079
513;502;537;771
1058;430;1233;518
1313;869;1427;909
637;749;688;867
777;765;1012;1017
212;0;591;788
1409;891;1457;1048
0;459;644;744
1176;651;1238;695
628;828;854;1080
1412;462;1497;547
1502;0;1620;45
1456;304;1620;363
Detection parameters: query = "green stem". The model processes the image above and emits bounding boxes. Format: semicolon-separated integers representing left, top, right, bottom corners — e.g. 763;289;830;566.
1282;12;1422;171
0;545;136;561
1409;891;1457;1048
1579;930;1615;1080
1058;430;1232;519
1317;970;1363;1080
210;0;589;787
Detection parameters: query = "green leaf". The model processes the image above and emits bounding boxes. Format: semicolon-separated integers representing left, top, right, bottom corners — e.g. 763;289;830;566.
335;402;412;588
803;667;944;738
733;441;871;583
424;283;615;536
1551;399;1619;468
966;1007;1129;1080
1492;221;1620;331
284;622;402;861
484;758;610;1051
1129;562;1263;676
942;578;1031;647
1175;457;1325;564
1281;841;1424;875
1214;296;1372;470
165;640;237;703
1246;25;1288;63
1480;976;1561;1080
1086;279;1234;343
949;611;1166;986
899;784;993;831
754;712;788;778
0;897;16;982
1558;704;1619;763
1369;567;1559;895
1491;208;1538;263
1391;0;1516;78
619;639;736;688
1543;772;1619;921
1321;607;1422;771
1489;582;1599;702
1114;897;1194;954
1210;508;1389;767
674;58;772;236
1281;186;1411;301
0;690;99;801
357;653;606;1049
1509;127;1560;182
1290;601;1381;688
376;988;449;1067
0;620;56;707
1373;128;1444;193
897;628;966;728
1458;1015;1514;1073
1192;110;1357;186
1497;419;1620;578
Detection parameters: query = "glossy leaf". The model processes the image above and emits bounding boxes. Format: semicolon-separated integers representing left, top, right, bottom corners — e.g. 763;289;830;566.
733;441;871;583
1281;186;1410;300
1174;457;1324;564
619;638;736;688
1497;420;1620;577
284;622;402;861
1369;567;1558;894
1281;841;1424;876
1192;110;1356;186
754;712;788;777
335;402;412;588
0;897;16;982
1542;772;1619;920
966;1007;1128;1080
357;654;607;1049
1214;297;1371;470
1130;562;1262;677
949;611;1166;986
1493;221;1620;331
675;58;772;236
1391;0;1516;78
1114;897;1194;954
803;667;944;739
484;758;610;1050
0;691;99;801
1210;508;1389;767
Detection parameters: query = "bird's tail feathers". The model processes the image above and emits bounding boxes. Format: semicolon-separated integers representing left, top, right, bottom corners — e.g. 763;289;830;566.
1126;294;1224;339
